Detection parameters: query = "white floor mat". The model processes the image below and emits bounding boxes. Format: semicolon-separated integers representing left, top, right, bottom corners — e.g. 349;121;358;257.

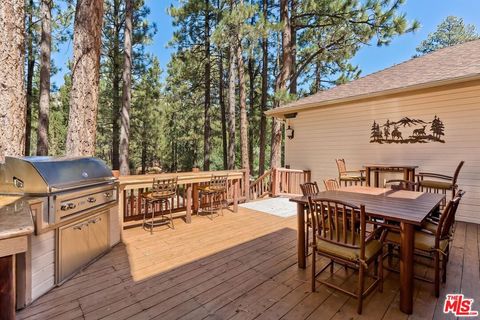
240;197;297;218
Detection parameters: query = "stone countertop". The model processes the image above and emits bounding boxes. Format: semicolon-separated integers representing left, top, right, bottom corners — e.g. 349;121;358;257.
0;196;34;240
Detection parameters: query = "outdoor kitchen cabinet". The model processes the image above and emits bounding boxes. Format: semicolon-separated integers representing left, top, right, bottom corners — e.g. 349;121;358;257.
0;156;121;310
57;211;109;283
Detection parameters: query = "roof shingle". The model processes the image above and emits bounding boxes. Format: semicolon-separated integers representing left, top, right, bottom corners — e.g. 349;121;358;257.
267;39;480;116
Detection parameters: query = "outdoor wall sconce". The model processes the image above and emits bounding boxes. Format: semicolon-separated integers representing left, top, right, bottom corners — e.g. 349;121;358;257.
286;125;294;139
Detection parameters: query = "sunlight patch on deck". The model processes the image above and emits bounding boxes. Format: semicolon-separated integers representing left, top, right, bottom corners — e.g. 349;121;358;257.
240;197;296;218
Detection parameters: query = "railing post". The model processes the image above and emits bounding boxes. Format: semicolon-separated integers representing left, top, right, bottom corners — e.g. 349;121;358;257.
271;167;278;197
233;178;239;212
185;183;192;223
243;169;250;201
192;167;200;214
118;184;125;240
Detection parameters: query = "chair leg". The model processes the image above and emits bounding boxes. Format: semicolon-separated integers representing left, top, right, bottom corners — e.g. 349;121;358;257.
378;253;384;293
434;251;440;297
305;225;309;256
357;264;365;314
311;250;316;292
387;244;393;267
150;202;155;235
169;199;174;229
142;201;148;231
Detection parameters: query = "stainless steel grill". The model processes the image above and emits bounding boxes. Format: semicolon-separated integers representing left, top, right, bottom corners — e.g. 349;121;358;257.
0;156;120;293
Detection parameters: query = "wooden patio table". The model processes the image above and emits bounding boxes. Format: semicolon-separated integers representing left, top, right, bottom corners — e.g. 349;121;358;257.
364;164;418;187
290;186;444;314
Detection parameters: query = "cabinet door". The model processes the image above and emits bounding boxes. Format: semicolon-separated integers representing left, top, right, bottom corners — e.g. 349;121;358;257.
87;211;109;260
58;220;89;282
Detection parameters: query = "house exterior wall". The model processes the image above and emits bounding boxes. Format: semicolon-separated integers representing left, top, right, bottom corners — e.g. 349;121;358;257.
284;80;480;224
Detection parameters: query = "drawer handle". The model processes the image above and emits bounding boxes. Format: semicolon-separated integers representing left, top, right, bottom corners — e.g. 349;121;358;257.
73;223;86;230
89;217;101;224
87;197;97;203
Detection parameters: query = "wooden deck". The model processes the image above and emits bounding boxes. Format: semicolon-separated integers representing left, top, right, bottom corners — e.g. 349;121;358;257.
17;206;480;320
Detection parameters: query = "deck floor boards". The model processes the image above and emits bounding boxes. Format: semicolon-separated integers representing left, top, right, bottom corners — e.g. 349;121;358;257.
16;207;480;320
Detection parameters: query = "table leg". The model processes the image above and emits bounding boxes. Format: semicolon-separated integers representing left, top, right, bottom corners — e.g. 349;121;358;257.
400;222;415;314
374;170;380;188
366;167;371;187
297;203;306;269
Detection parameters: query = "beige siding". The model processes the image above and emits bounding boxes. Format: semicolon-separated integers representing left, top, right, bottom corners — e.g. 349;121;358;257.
285;80;480;224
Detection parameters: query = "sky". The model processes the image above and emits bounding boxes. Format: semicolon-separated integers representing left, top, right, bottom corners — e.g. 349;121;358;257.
51;0;480;87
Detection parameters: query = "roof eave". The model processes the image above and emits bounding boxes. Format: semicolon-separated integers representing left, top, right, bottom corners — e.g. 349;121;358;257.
265;73;480;118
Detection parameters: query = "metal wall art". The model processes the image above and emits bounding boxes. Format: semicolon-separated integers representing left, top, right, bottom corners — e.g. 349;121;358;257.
370;116;445;144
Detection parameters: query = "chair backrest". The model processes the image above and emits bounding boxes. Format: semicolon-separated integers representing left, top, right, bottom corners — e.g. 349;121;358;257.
440;190;465;237
335;159;347;176
210;174;228;190
324;179;340;191
300;182;320;196
452;161;465;185
152;177;178;195
437;190;465;240
384;179;416;191
308;197;368;260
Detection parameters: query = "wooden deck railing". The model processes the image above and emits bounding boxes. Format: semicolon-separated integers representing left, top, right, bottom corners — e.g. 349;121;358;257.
249;167;311;199
118;169;248;225
249;169;272;199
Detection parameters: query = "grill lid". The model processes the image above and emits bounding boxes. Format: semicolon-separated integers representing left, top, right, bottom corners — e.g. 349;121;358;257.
0;156;115;194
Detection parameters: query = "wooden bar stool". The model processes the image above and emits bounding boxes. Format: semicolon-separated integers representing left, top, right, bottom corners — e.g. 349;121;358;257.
198;174;228;220
142;177;178;233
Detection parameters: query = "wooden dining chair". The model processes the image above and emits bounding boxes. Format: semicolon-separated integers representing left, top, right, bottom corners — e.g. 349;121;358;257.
417;161;464;206
423;190;465;235
335;159;366;187
300;182;320;256
323;178;340;191
385;192;464;297
308;198;386;314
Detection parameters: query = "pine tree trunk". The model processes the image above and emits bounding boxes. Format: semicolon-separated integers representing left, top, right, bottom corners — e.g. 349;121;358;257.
237;44;249;172
314;60;321;93
289;0;297;95
0;0;26;161
37;0;52;156
66;0;104;156
270;0;292;168
258;0;268;175
111;0;121;169
203;0;211;171
25;0;35;156
219;50;228;169
247;56;255;176
227;45;236;170
119;0;132;175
